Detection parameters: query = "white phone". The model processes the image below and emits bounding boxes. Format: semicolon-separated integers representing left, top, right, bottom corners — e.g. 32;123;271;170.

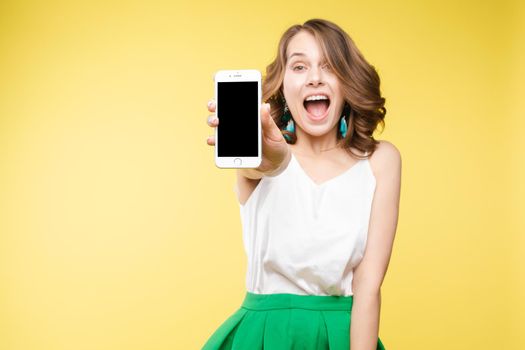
214;69;262;168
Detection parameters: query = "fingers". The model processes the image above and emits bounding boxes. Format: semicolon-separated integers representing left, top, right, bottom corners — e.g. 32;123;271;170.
207;114;219;127
206;99;218;127
207;99;216;112
206;98;218;146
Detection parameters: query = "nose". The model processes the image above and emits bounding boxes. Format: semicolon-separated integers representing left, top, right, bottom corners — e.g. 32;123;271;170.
306;65;324;87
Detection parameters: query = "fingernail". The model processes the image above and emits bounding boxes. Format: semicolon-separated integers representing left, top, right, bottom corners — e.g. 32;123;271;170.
208;100;214;107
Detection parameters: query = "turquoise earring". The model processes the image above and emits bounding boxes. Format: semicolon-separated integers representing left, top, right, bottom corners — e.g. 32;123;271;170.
281;97;295;141
339;104;351;138
339;116;347;138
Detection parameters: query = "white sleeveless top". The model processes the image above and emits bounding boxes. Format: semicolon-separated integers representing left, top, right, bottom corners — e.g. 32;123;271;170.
239;151;376;296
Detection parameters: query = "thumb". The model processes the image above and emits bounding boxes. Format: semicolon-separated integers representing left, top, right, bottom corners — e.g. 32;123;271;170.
261;103;284;142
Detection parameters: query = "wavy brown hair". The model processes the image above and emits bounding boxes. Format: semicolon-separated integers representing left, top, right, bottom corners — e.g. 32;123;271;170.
263;18;386;159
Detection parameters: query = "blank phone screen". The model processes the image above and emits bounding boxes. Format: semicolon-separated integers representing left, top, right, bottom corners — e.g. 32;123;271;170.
217;81;258;157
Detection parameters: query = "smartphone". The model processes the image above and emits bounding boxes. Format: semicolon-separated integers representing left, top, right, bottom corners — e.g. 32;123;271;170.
214;69;262;168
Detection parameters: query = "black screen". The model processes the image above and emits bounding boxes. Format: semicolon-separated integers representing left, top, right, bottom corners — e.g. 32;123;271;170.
217;81;258;157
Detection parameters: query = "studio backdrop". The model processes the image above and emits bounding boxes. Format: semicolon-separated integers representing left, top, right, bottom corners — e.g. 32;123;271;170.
0;0;523;349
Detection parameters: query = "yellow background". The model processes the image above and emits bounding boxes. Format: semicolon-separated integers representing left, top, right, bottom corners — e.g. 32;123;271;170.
1;0;523;349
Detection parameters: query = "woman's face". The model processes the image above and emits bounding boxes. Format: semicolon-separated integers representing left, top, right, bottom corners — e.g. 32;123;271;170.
282;30;344;138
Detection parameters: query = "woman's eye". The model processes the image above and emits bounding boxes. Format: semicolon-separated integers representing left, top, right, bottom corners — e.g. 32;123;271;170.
292;64;330;71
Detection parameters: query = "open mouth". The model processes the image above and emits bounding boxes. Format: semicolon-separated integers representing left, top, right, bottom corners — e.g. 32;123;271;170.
303;95;331;120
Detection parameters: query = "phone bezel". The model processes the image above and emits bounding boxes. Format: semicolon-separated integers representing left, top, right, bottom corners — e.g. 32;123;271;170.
214;69;262;169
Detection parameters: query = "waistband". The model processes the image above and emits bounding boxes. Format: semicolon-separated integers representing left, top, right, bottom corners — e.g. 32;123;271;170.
241;292;354;311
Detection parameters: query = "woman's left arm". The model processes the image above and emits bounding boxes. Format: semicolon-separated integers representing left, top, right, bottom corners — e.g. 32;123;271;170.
350;141;402;350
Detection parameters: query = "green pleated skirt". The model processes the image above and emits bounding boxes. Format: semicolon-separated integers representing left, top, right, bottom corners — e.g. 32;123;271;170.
202;292;386;350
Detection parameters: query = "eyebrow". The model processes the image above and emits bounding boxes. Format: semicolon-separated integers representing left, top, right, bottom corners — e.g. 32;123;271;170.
288;52;327;62
289;52;306;59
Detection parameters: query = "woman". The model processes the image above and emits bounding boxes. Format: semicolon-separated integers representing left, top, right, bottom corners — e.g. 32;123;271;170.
203;18;401;350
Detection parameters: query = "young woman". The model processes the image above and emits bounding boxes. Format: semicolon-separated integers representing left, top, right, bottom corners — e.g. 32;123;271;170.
203;18;401;350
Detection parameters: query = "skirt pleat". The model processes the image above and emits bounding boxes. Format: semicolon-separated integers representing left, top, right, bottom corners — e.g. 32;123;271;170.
202;292;386;350
263;309;290;349
321;310;350;349
231;309;267;348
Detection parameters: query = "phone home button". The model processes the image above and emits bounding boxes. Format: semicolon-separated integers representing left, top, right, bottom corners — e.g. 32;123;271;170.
234;158;242;166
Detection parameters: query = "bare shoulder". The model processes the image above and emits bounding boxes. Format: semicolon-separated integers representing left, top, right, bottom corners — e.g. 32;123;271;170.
368;139;402;179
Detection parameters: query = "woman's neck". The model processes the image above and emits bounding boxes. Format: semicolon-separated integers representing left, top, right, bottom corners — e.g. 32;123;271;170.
292;126;342;156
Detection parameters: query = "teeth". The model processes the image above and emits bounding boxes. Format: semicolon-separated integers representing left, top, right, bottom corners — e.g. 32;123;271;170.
305;95;328;101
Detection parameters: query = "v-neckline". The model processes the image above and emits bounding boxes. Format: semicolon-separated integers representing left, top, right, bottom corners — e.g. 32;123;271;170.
290;152;363;188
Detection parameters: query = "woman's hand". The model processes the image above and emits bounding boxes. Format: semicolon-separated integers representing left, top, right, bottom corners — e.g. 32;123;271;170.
206;99;290;177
